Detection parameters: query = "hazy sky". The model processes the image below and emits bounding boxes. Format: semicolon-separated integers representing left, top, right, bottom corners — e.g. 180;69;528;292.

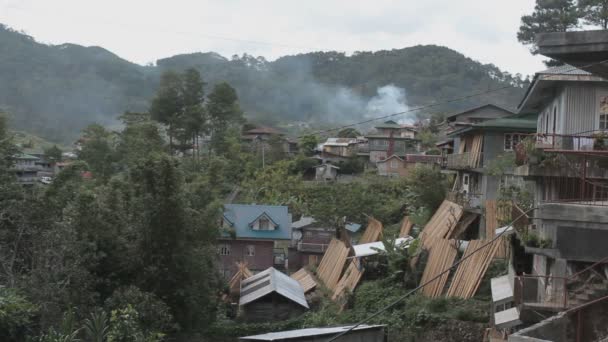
0;0;546;76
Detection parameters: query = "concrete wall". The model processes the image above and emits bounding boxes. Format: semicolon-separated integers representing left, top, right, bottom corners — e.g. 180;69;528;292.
508;313;570;342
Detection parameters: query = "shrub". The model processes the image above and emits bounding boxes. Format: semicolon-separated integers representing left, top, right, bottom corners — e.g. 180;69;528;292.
105;286;175;334
0;287;38;341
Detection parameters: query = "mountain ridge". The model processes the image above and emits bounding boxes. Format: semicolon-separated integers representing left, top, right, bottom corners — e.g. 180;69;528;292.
0;24;529;143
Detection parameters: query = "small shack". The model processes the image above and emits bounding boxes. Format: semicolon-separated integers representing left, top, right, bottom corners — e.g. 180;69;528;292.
239;325;386;342
239;267;309;322
314;164;339;181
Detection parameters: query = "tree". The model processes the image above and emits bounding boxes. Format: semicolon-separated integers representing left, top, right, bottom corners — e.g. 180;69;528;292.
77;124;117;180
579;0;608;29
299;135;318;156
207;82;243;155
44;145;63;163
150;71;183;153
337;128;361;138
517;0;580;56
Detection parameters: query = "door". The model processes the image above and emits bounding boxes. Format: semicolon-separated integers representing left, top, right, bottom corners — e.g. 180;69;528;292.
462;173;470;194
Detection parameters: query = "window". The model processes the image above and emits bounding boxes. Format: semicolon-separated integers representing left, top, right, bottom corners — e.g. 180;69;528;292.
390;159;399;169
504;134;523;151
601;114;608;130
246;245;255;257
218;244;231;256
376;140;389;147
259;218;271;230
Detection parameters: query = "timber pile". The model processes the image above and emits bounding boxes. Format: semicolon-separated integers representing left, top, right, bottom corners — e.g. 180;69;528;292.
291;268;317;293
450;212;478;239
445;239;501;299
229;262;253;295
358;217;383;244
332;259;364;303
469;134;483;168
317;238;349;291
486;200;509;259
419;237;458;298
399;216;414;238
420;200;463;242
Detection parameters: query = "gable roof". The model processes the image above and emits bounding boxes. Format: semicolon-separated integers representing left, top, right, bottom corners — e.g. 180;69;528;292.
245;126;283;135
239;267;309;309
223;204;292;240
518;65;606;113
291;216;316;229
314;163;340;169
447;115;537;137
248;211;279;228
376;155;404;163
322;138;358;146
446;104;515;120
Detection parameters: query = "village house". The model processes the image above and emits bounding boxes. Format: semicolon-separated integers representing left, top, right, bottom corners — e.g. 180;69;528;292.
288;216;334;270
238;267;308;322
219;204;292;278
241;125;298;156
317;137;359;158
362;120;420;163
313;163;339;181
376;154;442;178
442;108;537;242
13;153;40;184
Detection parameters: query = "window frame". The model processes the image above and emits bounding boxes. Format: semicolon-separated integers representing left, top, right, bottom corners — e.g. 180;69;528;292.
258;218;271;230
246;244;255;257
504;133;523;151
218;244;231;256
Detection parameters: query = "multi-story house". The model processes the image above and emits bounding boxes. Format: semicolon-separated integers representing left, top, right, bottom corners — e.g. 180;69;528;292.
13;153;40;184
364;120;420;163
219;204;292;278
444;110;537;238
242;126;299;156
376;154;442;178
488;60;608;340
288;216;334;271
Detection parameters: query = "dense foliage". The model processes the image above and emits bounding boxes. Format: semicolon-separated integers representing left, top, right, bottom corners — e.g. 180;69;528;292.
0;24;528;143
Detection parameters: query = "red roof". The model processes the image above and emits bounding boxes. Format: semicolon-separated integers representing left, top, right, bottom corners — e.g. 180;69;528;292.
245;126;282;135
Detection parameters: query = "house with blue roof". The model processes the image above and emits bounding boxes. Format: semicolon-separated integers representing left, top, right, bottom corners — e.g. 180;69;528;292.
218;204;292;278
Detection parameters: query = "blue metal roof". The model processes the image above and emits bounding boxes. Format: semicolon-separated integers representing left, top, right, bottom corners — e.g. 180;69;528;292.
345;223;362;233
223;204;292;240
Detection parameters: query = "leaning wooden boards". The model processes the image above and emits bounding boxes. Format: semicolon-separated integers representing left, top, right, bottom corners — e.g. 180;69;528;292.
421;200;464;242
399;216;414;238
332;259;364;302
316;238;349;291
291;268;317;293
359;217;383;244
445;239;501;299
420;237;458;298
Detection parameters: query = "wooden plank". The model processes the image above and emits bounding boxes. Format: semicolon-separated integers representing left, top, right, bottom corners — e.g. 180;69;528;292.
229;262;253;295
450;212;478;239
317;238;349;291
420;200;463;243
359;217;383;244
485;200;509;259
332;259;365;303
291;268;317;293
399;216;414;238
445;238;501;299
420;237;458;298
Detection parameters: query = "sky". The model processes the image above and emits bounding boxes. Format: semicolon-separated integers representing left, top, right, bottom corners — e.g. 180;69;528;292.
0;0;546;76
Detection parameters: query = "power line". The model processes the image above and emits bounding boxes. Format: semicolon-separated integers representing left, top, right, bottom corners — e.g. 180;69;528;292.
325;207;538;342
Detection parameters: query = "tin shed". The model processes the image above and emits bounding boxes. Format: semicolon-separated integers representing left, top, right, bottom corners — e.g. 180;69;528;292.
239;324;386;342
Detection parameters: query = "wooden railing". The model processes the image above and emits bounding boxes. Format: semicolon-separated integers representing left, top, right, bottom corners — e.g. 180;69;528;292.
446;152;482;169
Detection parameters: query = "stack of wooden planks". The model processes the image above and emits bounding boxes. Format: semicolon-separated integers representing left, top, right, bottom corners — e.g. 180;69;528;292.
317;238;349;291
419;237;459;298
229;262;253;295
486;200;509;259
469;134;483;168
445;239;501;299
420;200;464;243
291;268;317;293
450;212;478;239
332;259;365;303
399;216;414;238
358;217;383;244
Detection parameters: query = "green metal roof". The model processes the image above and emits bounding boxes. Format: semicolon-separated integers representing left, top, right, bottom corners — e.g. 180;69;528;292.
447;115;537;137
374;120;401;129
14;153;40;160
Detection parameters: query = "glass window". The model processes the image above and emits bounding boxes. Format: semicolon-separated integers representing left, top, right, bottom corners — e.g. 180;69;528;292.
601;114;608;130
391;160;399;169
246;245;255;256
259;218;271;230
504;134;523;151
218;244;230;256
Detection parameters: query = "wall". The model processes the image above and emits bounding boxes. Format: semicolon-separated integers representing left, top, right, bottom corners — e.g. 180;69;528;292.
218;240;274;278
241;293;305;322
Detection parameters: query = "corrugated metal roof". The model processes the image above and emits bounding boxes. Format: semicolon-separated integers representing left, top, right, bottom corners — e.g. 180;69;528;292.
345;223;362;233
239;325;385;341
223;204;292;240
537;64;591;76
353;237;412;257
323;138;358;146
291;216;316;229
239;268;309;309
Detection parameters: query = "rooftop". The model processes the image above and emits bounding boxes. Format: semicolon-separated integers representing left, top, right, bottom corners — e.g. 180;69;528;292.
244;126;283;135
223;204;292;240
239;324;385;341
447;115;537;137
239;267;308;309
446;103;515;120
322;138;358;147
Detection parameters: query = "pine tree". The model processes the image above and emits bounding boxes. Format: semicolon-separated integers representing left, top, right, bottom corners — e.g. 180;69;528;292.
579;0;608;29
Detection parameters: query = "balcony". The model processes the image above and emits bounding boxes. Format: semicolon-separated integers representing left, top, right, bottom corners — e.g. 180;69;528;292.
446;152;482;170
447;191;483;210
297;242;330;253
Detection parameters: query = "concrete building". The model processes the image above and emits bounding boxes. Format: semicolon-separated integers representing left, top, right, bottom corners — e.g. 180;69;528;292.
219;204;293;278
363;120;419;163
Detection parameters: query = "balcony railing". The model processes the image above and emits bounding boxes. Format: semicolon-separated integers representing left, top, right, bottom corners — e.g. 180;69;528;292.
297;242;330;253
446;152;482;169
518;132;608;155
447;191;483;209
540;177;608;207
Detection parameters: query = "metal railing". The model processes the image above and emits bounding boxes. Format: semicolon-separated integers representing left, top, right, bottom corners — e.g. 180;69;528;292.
520;131;608;154
540;177;608;207
515;255;608;310
447;191;483;209
446;152;478;169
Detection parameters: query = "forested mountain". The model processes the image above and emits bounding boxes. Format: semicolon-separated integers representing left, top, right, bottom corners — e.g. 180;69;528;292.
0;24;529;143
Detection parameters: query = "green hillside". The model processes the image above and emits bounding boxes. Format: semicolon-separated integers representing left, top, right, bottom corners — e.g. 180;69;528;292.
0;24;528;143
